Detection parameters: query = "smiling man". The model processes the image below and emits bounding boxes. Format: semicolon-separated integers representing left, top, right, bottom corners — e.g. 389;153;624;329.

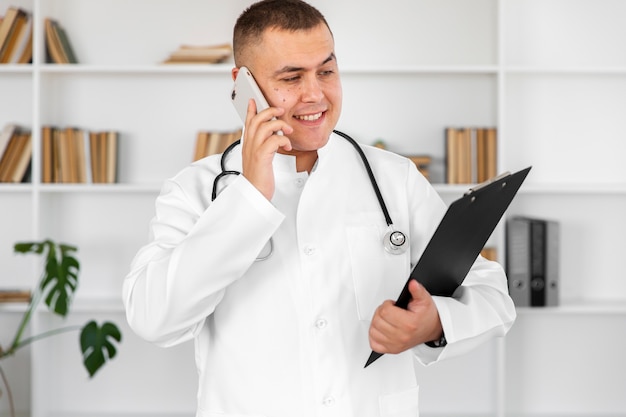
123;1;516;416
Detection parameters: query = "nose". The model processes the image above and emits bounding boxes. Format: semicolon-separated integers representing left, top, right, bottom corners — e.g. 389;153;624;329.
300;74;324;103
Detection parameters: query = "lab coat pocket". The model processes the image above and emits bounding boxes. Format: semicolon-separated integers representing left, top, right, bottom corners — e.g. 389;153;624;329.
379;386;420;417
347;224;409;321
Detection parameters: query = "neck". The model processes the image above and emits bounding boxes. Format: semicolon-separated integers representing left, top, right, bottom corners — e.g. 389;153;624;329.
279;149;319;173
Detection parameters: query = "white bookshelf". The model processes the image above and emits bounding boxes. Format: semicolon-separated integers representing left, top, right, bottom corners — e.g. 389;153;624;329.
1;0;625;416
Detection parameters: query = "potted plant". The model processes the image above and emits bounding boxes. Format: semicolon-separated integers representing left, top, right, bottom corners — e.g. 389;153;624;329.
0;239;122;417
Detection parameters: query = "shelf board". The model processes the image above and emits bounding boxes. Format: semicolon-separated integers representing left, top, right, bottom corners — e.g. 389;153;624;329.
24;297;626;315
0;184;32;193
32;63;501;76
38;63;233;75
40;413;193;417
517;300;626;315
36;183;161;193
504;66;626;75
0;64;32;74
517;183;626;195
6;183;626;195
12;63;626;76
433;183;626;196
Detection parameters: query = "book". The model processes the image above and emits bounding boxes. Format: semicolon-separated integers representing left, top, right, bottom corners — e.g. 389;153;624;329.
105;131;118;183
41;126;54;182
0;123;18;158
0;129;31;182
54;21;78;63
8;12;32;63
0;7;27;63
12;13;32;63
8;130;32;182
0;129;20;180
163;43;232;64
506;216;560;307
193;131;210;161
445;127;497;184
0;6;27;62
44;18;66;63
44;18;77;64
0;289;31;303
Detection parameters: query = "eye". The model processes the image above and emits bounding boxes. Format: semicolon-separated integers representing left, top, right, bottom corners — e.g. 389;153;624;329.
282;75;301;83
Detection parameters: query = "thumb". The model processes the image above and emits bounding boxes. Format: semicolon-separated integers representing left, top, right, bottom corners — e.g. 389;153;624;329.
407;279;430;309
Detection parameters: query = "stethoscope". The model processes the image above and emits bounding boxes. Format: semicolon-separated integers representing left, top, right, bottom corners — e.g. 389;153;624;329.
211;130;409;261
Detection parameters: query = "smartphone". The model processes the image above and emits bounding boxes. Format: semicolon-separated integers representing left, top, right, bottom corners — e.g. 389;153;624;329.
231;66;283;136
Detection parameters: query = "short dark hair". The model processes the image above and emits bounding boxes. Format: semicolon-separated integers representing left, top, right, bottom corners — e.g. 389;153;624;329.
233;0;331;66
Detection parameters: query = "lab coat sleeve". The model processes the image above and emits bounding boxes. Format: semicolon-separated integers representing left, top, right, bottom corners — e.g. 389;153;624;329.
122;171;284;347
412;256;516;365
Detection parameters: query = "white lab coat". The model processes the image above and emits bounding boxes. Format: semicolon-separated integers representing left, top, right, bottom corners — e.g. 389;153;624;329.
123;132;516;417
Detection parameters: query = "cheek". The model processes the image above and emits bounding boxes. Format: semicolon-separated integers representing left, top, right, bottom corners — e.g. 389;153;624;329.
269;88;296;108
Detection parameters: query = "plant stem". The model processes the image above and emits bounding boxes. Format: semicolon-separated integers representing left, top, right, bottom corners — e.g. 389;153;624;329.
0;364;16;417
8;283;43;354
10;325;83;353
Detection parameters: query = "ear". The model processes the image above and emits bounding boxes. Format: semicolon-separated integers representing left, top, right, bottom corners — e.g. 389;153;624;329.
231;67;239;82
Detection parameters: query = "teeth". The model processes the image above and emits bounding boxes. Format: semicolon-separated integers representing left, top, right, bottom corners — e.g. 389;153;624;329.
295;112;322;121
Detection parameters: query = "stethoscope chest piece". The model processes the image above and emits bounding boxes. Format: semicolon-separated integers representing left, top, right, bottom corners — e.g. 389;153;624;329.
383;229;409;255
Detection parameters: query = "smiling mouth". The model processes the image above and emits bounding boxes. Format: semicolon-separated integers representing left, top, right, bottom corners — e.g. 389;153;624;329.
294;112;323;121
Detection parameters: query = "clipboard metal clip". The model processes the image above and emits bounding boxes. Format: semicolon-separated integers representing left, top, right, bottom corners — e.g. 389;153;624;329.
464;171;511;196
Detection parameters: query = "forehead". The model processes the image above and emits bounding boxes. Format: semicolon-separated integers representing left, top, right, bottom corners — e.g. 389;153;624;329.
250;24;336;73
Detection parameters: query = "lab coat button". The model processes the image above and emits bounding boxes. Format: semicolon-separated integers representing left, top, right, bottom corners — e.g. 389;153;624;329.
303;245;316;256
295;178;305;187
323;396;335;407
315;318;327;329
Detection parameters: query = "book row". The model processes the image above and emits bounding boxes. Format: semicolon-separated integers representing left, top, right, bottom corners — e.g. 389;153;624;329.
0;6;33;63
445;126;497;184
0;6;78;64
2;5;234;66
193;129;242;161
0;124;31;183
42;126;118;184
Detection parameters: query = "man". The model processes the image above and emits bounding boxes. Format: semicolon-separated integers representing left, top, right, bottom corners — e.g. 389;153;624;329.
123;1;516;416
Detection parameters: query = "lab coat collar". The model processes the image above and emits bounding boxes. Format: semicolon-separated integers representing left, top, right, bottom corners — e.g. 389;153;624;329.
272;132;337;173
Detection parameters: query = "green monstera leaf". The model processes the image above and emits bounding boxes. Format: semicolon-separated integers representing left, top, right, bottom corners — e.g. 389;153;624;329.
14;240;79;317
80;321;122;377
10;239;123;380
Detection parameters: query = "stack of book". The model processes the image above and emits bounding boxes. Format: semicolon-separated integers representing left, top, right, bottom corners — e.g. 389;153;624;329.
0;124;32;183
44;17;77;64
0;6;33;64
406;155;432;180
41;126;118;183
163;43;232;64
445;126;497;184
193;129;242;161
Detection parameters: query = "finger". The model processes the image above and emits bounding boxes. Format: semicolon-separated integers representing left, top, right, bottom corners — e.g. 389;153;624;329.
408;279;427;301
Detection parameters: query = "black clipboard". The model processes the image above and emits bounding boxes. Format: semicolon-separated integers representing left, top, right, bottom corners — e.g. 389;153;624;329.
365;166;531;367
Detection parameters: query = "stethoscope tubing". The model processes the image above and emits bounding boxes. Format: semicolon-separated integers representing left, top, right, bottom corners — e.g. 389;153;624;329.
212;130;408;259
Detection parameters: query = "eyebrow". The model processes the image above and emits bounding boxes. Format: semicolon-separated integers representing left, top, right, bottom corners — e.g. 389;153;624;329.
273;53;336;76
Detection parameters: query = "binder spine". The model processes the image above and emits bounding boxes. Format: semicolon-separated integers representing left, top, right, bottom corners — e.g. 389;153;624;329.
530;220;546;307
506;217;559;307
506;218;531;307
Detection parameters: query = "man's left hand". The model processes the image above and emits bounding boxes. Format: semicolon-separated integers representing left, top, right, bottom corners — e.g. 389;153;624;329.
368;279;444;354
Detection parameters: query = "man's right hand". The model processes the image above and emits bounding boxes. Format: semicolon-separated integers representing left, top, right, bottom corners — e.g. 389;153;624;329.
241;98;293;200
